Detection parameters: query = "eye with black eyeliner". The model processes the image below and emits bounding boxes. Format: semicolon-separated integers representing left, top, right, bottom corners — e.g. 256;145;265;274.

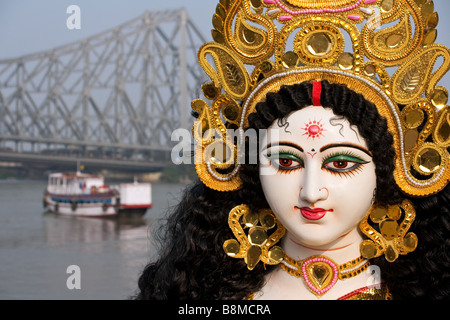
266;150;304;172
322;151;370;175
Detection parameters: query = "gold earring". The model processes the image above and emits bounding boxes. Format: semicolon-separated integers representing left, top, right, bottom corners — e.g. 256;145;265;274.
360;199;418;262
223;204;286;270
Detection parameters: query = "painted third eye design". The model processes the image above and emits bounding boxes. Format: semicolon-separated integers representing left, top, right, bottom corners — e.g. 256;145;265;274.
302;120;325;140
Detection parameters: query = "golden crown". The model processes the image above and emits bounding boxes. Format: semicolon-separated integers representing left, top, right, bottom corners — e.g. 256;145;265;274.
191;0;450;196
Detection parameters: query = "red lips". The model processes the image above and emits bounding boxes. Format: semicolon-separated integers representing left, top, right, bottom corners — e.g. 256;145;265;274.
295;206;333;221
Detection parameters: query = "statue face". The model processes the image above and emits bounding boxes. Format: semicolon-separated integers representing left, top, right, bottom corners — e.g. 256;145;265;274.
259;106;376;247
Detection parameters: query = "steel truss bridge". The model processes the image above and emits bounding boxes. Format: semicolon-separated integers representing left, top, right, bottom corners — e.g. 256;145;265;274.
0;9;207;173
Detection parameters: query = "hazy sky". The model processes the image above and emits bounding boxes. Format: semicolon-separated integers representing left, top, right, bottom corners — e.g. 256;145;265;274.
0;0;217;59
1;0;450;86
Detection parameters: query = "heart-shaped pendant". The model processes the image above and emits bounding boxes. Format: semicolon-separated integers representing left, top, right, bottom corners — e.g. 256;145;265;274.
310;263;331;288
302;256;339;297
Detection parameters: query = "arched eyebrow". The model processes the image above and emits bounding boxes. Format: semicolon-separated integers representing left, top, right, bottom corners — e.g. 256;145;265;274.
319;143;373;157
262;142;304;153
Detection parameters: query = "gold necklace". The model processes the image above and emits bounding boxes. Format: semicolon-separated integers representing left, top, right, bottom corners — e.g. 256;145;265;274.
280;254;369;297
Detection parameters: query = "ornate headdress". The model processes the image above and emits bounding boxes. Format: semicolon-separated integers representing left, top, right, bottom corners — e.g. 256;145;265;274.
192;0;450;197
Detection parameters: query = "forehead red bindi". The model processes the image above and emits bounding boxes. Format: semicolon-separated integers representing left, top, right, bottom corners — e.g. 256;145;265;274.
302;119;325;139
308;124;320;135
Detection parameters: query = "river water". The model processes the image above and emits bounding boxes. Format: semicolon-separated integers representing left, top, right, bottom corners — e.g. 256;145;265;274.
0;179;187;300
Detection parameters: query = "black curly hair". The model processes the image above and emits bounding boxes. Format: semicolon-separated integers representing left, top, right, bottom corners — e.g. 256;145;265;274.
135;80;450;300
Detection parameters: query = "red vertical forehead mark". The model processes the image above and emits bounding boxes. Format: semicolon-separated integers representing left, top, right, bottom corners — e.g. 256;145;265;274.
312;81;322;107
302;119;325;140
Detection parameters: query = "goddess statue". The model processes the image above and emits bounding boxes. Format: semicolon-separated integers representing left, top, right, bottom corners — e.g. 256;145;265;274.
137;0;449;300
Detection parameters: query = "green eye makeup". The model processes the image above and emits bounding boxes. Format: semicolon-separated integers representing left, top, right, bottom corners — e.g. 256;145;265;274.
265;148;371;176
266;150;304;171
322;152;370;174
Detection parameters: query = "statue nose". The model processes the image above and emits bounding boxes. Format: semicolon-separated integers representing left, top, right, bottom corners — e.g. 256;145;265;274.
299;171;329;204
300;186;329;204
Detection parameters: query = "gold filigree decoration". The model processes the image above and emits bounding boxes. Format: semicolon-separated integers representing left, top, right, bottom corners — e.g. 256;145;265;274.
360;200;418;262
362;0;423;66
212;0;277;63
433;106;450;147
400;68;421;93
392;45;450;104
284;0;357;8
294;22;345;66
192;94;242;192
198;44;250;101
192;0;449;196
223;204;286;270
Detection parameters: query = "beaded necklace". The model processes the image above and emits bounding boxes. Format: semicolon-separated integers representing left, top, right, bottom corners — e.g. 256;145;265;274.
280;254;369;297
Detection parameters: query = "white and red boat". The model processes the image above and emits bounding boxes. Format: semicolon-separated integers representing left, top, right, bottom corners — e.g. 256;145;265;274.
43;171;152;217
